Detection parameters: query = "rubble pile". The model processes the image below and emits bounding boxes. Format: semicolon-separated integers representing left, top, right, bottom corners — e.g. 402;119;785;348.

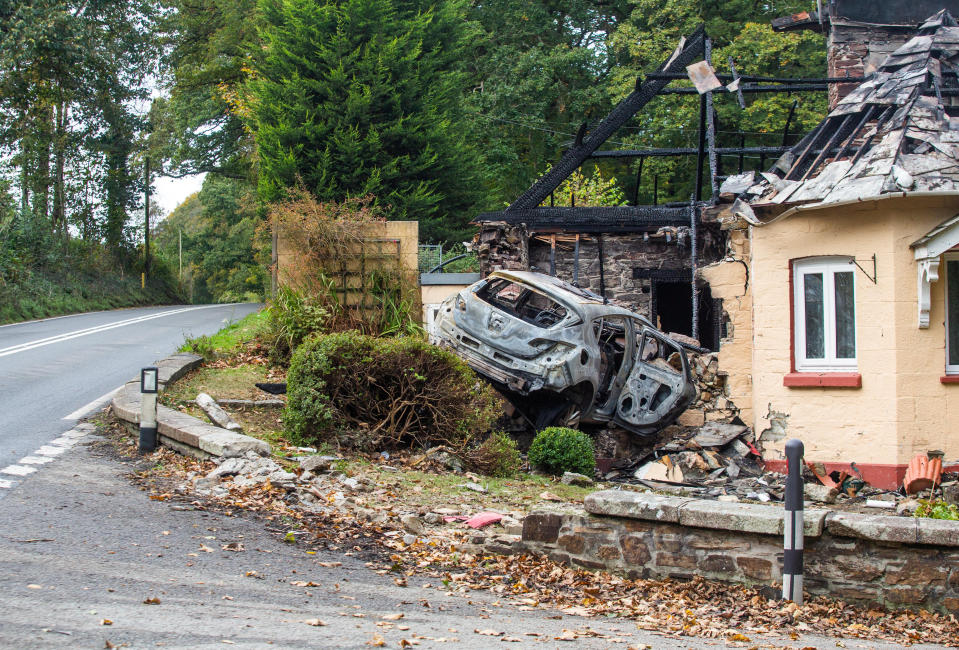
186;449;526;546
680;346;740;426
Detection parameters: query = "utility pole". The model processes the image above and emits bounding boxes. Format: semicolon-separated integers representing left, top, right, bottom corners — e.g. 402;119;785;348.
144;156;151;286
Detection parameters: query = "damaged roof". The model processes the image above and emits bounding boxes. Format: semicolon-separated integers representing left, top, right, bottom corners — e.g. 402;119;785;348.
726;10;959;217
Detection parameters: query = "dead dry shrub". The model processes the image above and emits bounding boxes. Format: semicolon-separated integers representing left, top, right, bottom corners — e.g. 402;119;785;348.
465;430;522;477
285;331;501;453
262;190;422;361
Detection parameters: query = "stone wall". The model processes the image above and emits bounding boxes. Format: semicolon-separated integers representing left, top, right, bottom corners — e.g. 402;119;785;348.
502;490;959;614
476;223;726;322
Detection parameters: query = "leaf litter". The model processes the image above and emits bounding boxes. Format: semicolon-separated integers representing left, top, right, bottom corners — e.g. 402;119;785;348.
102;416;959;647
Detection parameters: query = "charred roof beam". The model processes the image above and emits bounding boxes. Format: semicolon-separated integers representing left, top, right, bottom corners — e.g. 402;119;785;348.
505;26;706;212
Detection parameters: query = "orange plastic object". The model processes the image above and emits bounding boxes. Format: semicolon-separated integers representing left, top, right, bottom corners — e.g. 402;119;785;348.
903;452;943;495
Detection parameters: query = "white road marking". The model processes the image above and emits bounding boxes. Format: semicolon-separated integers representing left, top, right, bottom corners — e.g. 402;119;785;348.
0;423;95;491
1;465;37;476
18;456;54;465
63;385;124;421
34;446;67;457
0;304;232;358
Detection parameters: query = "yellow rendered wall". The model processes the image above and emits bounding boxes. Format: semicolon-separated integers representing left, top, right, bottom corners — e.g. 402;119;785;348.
750;196;959;465
421;284;471;306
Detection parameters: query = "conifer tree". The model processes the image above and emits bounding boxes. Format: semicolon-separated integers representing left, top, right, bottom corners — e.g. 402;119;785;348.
246;0;481;243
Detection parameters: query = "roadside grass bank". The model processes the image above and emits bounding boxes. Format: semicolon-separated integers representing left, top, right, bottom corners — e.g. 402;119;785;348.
0;263;183;324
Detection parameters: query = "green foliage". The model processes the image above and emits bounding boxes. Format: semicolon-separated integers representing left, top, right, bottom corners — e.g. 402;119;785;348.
264;286;329;362
245;0;483;243
154;0;258;179
547;165;626;207
0;247;180;325
606;1;827;205
463;0;629;205
153;175;269;304
527;427;595;476
285;332;500;452
466;431;522;478
914;499;959;520
0;0;161;252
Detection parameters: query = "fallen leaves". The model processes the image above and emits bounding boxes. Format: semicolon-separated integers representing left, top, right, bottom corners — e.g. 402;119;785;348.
142;597;161;605
303;618;327;627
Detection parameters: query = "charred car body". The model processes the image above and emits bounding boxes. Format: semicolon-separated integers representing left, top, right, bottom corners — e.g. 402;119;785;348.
432;270;697;434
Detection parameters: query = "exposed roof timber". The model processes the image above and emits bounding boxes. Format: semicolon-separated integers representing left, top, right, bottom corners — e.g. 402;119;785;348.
770;10;823;32
644;72;855;84
505;26;706;212
660;83;829;95
476;206;691;230
590;146;792;159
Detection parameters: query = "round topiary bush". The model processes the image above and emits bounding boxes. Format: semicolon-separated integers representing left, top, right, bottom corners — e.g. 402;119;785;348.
285;331;500;452
527;427;595;476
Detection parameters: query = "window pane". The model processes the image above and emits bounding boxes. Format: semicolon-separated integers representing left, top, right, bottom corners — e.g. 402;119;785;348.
834;271;855;359
804;273;824;359
949;261;959;366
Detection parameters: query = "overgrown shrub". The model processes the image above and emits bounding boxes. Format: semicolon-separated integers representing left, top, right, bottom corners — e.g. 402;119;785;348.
285;332;500;452
527;427;595;476
262;191;422;351
466;431;522;478
265;285;329;362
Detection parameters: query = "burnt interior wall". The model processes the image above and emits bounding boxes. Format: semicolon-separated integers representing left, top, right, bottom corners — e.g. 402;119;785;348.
827;23;916;108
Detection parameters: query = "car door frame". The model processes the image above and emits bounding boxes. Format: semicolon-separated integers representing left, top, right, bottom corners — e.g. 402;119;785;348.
611;321;696;434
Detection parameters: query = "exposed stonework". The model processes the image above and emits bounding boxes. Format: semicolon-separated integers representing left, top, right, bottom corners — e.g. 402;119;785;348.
474;220;741;426
827;23;916;109
486;490;959;615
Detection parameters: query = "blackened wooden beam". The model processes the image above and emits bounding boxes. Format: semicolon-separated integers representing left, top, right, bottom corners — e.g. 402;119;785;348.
505;26;706;212
475;206;691;229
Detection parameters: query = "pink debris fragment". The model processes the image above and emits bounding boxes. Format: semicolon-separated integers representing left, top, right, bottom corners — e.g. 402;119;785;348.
442;516;468;523
465;512;503;529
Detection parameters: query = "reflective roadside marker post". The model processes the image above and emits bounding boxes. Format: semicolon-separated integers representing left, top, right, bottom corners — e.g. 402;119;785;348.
783;438;804;605
140;367;158;453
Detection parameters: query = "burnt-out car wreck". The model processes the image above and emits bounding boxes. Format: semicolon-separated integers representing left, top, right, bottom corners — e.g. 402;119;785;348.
432;270;697;435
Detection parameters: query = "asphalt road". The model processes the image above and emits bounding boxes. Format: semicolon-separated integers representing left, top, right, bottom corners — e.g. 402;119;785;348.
0;304;261;473
0;427;926;650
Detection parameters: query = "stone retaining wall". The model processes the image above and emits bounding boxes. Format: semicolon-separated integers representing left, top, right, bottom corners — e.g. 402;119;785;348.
111;353;271;459
505;490;959;614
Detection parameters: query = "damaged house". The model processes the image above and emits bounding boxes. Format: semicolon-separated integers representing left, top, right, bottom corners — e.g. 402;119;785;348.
709;6;959;488
475;2;959;488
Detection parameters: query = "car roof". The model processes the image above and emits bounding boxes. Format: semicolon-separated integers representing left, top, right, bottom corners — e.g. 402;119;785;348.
488;270;645;320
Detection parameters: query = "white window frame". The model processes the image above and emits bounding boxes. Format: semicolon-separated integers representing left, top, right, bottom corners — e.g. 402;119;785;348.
793;256;857;372
945;253;959;375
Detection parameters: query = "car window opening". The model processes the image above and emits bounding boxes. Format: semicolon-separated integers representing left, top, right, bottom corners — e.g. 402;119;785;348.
593;316;627;405
476;279;568;328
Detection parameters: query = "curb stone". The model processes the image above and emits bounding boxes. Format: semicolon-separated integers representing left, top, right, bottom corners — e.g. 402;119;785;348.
111;353;271;459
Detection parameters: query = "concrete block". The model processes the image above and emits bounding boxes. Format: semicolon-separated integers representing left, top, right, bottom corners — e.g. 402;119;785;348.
679;499;827;537
197;429;270;458
826;512;918;544
916;518;959;547
585;490;690;524
156;353;203;386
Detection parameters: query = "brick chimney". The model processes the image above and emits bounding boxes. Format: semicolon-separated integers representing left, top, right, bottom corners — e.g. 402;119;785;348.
774;1;959;108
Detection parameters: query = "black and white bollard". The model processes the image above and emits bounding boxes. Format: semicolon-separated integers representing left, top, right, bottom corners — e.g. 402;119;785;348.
140;366;159;453
782;438;804;604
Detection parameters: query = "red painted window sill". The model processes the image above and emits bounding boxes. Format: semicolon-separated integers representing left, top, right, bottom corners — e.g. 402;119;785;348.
941;375;959;384
783;372;862;388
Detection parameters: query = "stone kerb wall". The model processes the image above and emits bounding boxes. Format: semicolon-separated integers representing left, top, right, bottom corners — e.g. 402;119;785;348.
516;490;959;615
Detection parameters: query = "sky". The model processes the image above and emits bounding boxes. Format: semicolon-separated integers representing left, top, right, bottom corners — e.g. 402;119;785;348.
153;172;206;218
